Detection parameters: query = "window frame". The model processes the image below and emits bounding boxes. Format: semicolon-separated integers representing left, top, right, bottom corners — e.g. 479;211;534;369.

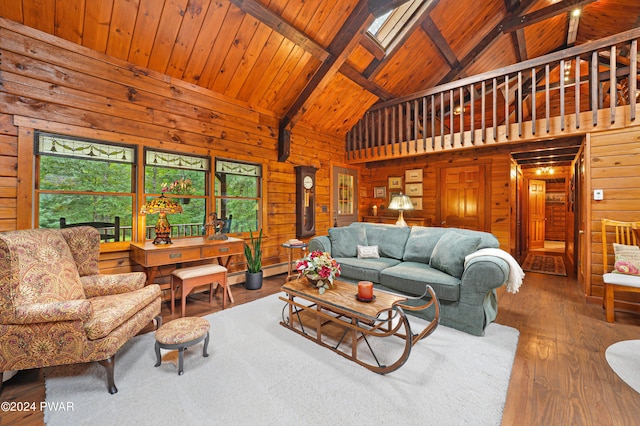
214;158;264;236
34;131;137;244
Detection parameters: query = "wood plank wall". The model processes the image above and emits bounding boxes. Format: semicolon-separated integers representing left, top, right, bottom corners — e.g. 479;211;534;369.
358;148;513;251
589;127;640;302
0;18;346;280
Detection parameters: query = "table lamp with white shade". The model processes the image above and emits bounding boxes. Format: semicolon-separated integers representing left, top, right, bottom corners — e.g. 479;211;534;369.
387;193;414;226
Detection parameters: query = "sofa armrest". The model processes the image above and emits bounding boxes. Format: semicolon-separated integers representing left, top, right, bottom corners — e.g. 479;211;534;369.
12;300;92;325
309;236;331;254
81;272;147;298
459;256;509;301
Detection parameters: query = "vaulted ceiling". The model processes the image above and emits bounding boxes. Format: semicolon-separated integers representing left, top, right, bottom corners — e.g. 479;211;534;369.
1;0;639;140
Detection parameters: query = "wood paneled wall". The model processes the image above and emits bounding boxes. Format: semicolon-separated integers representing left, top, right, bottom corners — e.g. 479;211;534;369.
0;19;347;279
358;148;513;251
589;127;640;302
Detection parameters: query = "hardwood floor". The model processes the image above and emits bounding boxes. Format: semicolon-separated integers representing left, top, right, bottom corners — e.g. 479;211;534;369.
2;270;640;425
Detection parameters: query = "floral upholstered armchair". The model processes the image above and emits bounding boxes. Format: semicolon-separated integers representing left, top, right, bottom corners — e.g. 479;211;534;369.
0;226;162;394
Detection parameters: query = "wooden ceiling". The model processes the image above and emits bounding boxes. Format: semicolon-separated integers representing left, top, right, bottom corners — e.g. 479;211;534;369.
1;0;639;139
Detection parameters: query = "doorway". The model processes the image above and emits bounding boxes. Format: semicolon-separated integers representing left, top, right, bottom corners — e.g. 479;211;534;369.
332;165;358;227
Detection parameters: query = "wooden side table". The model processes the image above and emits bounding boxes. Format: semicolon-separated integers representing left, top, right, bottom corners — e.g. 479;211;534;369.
282;242;308;281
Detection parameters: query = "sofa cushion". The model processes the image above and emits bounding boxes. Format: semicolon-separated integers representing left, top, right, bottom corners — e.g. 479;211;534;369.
363;223;411;260
335;257;401;284
403;227;450;263
430;231;481;278
357;245;380;259
329;225;367;258
380;262;461;302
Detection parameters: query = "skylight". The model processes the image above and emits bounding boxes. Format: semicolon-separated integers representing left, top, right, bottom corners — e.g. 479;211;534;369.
367;0;426;49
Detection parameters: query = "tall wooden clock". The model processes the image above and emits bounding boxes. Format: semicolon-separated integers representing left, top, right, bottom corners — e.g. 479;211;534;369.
295;166;317;238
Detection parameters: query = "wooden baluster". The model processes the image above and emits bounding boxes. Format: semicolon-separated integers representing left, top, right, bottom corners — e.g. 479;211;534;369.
610;45;616;124
431;95;436;150
406;101;412;153
364;112;369;158
377;109;382;155
575;56;580;128
357;119;363;159
492;78;497;141
449;89;454;148
517;71;523;137
469;83;474;145
422;97;427;151
546;64;551;132
384;108;389;156
391;105;396;155
560;59;565;131
398;103;403;155
531;67;536;135
414;99;419;153
440;92;445;149
459;87;464;146
505;75;510;139
347;129;352;160
591;51;598;126
481;80;486;142
630;40;637;122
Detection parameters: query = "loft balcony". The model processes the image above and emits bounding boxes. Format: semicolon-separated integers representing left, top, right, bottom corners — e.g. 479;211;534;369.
345;27;640;164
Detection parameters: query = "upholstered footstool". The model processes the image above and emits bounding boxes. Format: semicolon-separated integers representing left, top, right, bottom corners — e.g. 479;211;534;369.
154;317;210;375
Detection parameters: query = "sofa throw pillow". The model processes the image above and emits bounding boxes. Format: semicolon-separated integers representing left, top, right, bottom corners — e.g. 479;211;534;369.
357;245;380;259
613;243;640;275
329;225;367;258
430;231;482;278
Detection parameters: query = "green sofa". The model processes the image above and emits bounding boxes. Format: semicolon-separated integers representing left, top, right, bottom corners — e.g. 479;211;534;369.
309;222;510;336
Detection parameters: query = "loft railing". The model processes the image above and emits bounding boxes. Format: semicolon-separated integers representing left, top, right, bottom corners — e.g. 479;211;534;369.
346;27;640;161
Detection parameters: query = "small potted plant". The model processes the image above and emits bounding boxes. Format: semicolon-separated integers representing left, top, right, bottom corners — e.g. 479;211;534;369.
244;229;263;290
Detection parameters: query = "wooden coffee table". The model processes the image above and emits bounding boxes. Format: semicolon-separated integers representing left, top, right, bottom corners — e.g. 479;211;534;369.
280;278;439;374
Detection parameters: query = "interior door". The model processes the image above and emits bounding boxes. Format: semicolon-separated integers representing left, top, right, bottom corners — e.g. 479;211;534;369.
528;179;546;249
439;165;485;230
332;166;358;227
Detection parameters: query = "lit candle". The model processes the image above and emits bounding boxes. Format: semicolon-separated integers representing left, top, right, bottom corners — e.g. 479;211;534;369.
358;281;373;300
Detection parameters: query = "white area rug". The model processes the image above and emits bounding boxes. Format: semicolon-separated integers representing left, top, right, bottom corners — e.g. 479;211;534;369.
45;293;519;425
606;340;640;394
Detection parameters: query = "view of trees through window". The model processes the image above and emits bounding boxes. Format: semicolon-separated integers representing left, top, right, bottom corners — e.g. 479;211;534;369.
36;134;262;241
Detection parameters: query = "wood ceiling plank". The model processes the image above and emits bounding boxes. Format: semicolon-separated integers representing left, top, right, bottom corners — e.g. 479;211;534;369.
211;13;261;94
82;0;114;52
0;0;24;22
181;0;231;84
270;51;320;115
258;45;306;111
128;0;164;68
166;0;212;79
228;0;329;61
339;62;394;100
237;34;293;103
147;0;190;74
304;0;353;47
524;14;566;59
22;0;55;34
54;0;85;44
106;0;140;60
193;3;245;89
223;20;274;98
235;30;285;100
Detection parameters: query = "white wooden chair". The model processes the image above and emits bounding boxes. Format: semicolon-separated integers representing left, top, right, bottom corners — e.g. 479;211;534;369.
601;218;640;322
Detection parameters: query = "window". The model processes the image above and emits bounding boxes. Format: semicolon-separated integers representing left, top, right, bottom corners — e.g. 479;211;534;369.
36;132;135;241
144;149;209;239
367;0;427;49
215;159;262;234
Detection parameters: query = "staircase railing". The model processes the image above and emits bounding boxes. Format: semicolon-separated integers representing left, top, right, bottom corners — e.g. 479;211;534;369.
346;27;640;161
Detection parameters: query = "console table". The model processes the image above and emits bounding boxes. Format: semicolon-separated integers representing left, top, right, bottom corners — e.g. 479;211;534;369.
130;237;244;289
362;215;428;226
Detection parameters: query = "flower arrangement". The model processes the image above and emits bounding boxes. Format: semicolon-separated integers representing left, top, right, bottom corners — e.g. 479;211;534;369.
296;250;341;294
161;177;194;195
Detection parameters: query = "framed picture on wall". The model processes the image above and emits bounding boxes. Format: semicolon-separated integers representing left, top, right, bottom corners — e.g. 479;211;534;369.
405;169;423;182
388;176;402;189
410;197;423;210
389;192;402;205
373;186;386;198
405;183;423;196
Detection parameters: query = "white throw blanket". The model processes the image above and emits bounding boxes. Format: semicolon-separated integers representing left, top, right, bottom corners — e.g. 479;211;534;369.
465;248;525;293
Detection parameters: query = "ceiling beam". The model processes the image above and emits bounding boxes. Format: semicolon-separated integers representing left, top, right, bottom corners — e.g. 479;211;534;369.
421;16;459;68
278;0;375;161
227;0;330;62
500;0;598;33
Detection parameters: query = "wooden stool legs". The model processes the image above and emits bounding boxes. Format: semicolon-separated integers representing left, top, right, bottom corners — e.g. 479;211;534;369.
170;265;229;317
